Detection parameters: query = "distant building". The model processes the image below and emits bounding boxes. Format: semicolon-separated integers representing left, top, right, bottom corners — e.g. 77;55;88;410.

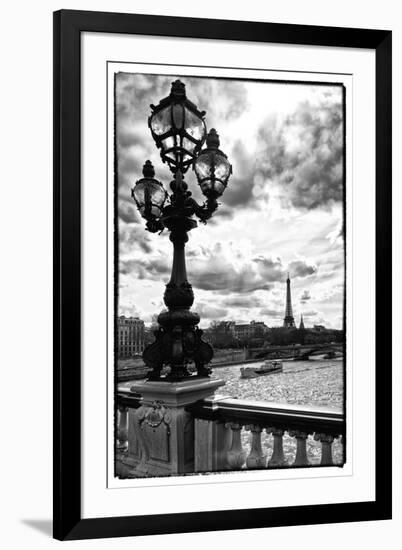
233;320;269;340
222;321;236;335
283;274;296;328
117;316;145;357
313;324;326;332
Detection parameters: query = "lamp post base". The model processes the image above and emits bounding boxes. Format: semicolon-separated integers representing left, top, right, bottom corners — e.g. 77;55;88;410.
128;378;225;477
143;305;214;381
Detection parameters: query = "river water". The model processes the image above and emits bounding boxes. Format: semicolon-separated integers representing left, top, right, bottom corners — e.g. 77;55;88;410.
211;358;345;465
211;358;344;410
120;358;344;410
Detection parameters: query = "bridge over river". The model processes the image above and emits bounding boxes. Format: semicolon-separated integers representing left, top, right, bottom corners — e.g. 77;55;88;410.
246;342;344;361
117;343;344;381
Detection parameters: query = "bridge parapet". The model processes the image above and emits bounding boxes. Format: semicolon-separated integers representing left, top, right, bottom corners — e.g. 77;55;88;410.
116;387;345;477
248;343;344;360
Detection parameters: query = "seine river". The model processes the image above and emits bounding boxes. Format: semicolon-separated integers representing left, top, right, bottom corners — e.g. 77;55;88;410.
211;358;344;465
211;358;344;410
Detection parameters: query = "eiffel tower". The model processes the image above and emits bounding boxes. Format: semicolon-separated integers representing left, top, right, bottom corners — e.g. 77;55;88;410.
283;273;295;328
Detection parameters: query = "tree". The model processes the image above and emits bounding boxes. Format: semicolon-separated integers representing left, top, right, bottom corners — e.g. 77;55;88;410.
205;321;236;348
269;327;301;345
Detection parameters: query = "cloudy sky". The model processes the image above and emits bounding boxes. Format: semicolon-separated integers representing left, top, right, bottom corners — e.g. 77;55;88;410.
115;72;344;329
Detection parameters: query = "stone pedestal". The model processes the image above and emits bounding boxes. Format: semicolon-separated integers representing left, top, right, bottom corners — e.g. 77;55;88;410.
194;415;232;472
128;377;225;477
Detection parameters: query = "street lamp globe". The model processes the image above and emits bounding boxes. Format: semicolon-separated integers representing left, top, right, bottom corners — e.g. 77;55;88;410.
131;160;167;220
194;128;232;199
148;79;207;174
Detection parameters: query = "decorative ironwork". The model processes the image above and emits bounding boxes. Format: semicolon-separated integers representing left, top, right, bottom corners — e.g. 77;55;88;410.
194;128;232;199
148;79;207;174
132;160;167;220
131;80;232;381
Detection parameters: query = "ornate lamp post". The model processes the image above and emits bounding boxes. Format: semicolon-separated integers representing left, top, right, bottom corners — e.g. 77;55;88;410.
131;80;232;381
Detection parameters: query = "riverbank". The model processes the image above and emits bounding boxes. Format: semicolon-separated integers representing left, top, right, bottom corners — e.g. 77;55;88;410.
117;348;248;369
212;358;261;368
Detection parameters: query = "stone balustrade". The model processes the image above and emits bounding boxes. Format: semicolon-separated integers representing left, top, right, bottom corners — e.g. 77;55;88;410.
188;396;344;471
115;387;344;477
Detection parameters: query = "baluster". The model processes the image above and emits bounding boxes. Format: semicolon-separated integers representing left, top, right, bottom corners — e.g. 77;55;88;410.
226;423;246;470
289;430;309;466
117;405;128;452
245;425;266;469
216;421;232;471
267;427;286;467
314;433;334;465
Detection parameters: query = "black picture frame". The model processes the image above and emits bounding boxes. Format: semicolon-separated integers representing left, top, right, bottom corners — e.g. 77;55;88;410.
53;9;392;541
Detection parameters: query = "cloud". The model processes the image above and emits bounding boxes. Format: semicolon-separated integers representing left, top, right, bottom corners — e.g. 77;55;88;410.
194;301;229;320
116;73;344;225
119;224;155;256
318;284;345;304
259;307;283;317
185;76;249;123
253;256;316;282
302;310;318;317
118;301;142;318
288;259;317;278
256;90;344;211
116;72;249;123
119;200;141;225
120;255;170;279
300;290;311;304
252;256;286;282
207;204;235;223
326;218;344;246
224;295;263;309
221;140;257;208
191;263;273;294
187;243;278;294
120;235;319;300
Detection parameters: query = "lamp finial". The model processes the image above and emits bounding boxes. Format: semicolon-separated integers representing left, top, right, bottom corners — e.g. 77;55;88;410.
143;160;155;178
206;128;220;149
170;80;186;99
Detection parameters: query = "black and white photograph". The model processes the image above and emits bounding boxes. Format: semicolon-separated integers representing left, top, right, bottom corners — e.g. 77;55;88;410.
114;72;346;479
0;1;395;546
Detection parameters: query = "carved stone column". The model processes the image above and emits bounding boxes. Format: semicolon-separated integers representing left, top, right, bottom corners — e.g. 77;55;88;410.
267;427;287;468
314;433;334;466
128;378;225;477
289;430;309;466
226;423;247;470
245;425;266;469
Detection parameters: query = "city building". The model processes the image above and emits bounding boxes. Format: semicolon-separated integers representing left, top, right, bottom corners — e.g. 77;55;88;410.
313;324;326;332
117;316;145;357
233;320;269;340
283;273;296;328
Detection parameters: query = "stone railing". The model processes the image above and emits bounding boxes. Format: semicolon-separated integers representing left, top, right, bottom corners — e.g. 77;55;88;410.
187;396;344;471
116;387;344;477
